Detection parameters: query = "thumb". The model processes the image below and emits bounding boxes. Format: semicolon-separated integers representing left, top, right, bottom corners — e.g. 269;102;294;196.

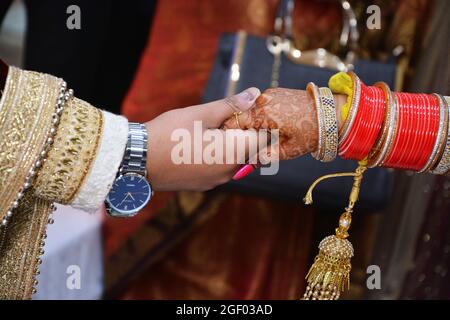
199;87;261;128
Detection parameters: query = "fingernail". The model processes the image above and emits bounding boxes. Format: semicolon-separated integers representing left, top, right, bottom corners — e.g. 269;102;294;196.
232;164;255;180
234;88;261;110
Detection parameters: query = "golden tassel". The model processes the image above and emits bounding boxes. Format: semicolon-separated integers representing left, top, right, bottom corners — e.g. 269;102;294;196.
302;164;367;300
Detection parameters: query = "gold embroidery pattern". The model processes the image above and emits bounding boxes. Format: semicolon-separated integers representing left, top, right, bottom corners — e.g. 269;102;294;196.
0;191;52;299
34;98;104;204
0;67;62;221
0;67;64;299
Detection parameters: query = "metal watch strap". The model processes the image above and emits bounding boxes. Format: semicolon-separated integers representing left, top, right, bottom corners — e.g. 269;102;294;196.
121;122;148;176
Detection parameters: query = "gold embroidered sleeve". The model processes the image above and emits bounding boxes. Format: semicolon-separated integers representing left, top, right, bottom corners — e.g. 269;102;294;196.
0;67;61;221
0;66;68;299
33;97;104;204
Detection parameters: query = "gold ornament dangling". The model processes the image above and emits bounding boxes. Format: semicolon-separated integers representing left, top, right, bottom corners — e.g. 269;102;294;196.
301;164;367;300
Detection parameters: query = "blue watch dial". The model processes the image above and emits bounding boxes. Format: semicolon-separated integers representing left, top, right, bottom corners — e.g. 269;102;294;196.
106;173;152;215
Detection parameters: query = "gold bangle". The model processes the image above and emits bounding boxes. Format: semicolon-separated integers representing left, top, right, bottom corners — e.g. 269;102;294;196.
420;94;448;173
317;87;338;162
34;98;104;204
368;82;394;168
379;93;400;167
445;96;450;107
431;95;450;174
307;82;326;160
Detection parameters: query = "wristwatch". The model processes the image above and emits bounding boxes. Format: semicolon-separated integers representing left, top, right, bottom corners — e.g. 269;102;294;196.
105;122;153;217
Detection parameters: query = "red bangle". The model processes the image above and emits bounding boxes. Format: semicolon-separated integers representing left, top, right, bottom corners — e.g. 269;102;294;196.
382;93;403;168
413;94;430;170
394;93;414;168
410;94;425;166
383;93;414;169
338;87;366;158
382;92;440;171
339;79;386;160
336;74;442;172
367;86;387;154
418;94;440;171
357;86;377;157
367;82;395;167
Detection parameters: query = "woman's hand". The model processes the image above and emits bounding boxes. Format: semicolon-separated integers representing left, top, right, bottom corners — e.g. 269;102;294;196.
223;88;346;161
144;88;261;191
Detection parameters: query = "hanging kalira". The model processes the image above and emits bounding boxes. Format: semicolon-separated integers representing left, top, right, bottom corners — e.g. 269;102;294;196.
302;164;366;300
301;73;385;300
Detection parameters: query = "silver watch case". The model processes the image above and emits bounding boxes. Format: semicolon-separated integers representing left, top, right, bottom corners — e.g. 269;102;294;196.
105;172;153;218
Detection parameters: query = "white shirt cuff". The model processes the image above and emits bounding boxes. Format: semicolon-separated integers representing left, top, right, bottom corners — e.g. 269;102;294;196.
70;111;128;213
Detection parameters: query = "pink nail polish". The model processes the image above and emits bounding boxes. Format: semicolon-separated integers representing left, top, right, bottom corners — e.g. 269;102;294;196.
232;164;255;180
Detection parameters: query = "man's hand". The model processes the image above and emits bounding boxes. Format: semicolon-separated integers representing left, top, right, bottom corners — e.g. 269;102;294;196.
144;87;261;191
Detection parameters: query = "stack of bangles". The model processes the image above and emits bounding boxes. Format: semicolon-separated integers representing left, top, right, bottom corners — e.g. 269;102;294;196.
308;72;450;175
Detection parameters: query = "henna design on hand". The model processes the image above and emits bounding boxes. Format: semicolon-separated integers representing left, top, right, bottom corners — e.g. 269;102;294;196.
223;88;319;161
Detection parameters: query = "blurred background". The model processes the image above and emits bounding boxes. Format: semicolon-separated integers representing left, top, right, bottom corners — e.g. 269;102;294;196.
1;0;449;300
